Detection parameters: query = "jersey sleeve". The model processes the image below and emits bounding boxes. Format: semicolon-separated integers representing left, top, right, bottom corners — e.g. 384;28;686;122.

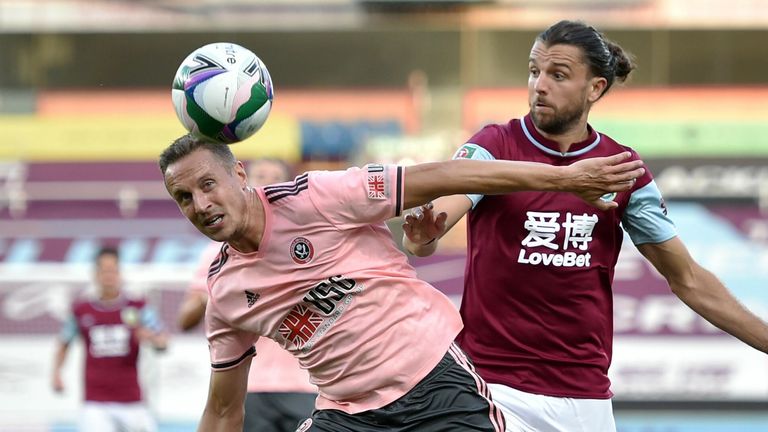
622;180;678;245
452;142;497;208
308;164;405;229
189;242;224;294
206;308;258;371
58;314;78;344
140;306;164;332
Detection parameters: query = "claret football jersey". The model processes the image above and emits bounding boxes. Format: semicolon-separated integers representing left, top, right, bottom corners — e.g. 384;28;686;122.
205;164;463;413
59;294;163;402
454;114;677;398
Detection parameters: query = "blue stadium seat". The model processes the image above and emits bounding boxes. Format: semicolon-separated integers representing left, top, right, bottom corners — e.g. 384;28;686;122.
300;120;402;161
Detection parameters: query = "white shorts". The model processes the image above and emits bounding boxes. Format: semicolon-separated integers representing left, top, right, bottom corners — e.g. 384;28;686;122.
488;384;616;432
80;401;157;432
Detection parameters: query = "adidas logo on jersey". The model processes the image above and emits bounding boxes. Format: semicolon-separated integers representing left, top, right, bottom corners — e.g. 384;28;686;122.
245;290;260;308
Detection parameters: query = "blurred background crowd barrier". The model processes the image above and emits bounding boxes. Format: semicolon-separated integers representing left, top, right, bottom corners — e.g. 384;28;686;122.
1;1;767;431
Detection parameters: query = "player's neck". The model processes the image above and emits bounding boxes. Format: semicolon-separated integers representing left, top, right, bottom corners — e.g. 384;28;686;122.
99;290;120;302
227;188;266;254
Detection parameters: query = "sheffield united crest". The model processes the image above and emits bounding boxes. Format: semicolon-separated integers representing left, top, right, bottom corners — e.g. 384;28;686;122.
290;237;314;264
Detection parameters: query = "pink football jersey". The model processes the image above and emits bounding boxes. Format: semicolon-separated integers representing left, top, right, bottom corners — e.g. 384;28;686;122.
191;242;316;393
205;165;463;413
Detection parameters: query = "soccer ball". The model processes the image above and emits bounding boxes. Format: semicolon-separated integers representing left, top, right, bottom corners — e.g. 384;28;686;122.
171;42;273;144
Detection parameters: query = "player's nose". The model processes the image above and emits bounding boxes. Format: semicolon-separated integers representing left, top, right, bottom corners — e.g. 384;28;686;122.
533;74;550;94
192;190;213;213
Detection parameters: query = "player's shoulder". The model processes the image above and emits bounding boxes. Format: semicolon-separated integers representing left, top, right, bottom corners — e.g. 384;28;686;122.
71;297;90;314
598;132;641;161
596;132;654;188
262;172;310;207
595;131;643;160
278;165;385;196
475;119;519;137
207;242;232;281
124;296;147;309
466;118;521;153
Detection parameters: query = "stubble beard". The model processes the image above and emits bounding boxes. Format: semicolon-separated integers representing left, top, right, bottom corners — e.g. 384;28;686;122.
531;99;587;136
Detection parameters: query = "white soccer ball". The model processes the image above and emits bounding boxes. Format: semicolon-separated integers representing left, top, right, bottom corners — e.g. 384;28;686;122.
171;42;273;144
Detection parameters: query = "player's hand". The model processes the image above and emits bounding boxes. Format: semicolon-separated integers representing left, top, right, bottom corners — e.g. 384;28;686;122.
135;326;153;341
52;374;64;393
135;327;169;352
565;152;645;211
402;202;448;246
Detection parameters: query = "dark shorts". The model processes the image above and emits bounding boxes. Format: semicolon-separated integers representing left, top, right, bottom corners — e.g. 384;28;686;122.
243;391;317;432
295;343;506;432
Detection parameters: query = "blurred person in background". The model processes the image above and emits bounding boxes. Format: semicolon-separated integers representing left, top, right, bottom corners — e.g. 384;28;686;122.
177;157;318;432
51;246;168;432
159;133;643;431
402;19;768;432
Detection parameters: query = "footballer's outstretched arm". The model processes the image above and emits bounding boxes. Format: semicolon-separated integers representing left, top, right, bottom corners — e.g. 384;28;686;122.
638;237;768;354
401;153;645;256
196;359;250;432
402;152;644;211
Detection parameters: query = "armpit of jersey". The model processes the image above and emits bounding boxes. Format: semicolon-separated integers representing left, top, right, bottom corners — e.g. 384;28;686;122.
452;143;495;208
622;180;678;245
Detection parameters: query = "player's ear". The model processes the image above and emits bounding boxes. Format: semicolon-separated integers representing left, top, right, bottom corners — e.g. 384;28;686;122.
588;76;607;103
234;161;248;189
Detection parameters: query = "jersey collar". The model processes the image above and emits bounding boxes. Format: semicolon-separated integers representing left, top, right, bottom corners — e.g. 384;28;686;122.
520;113;601;158
91;293;128;310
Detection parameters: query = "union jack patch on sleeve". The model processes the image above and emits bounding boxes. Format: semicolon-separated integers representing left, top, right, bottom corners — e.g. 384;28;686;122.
366;164;388;200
